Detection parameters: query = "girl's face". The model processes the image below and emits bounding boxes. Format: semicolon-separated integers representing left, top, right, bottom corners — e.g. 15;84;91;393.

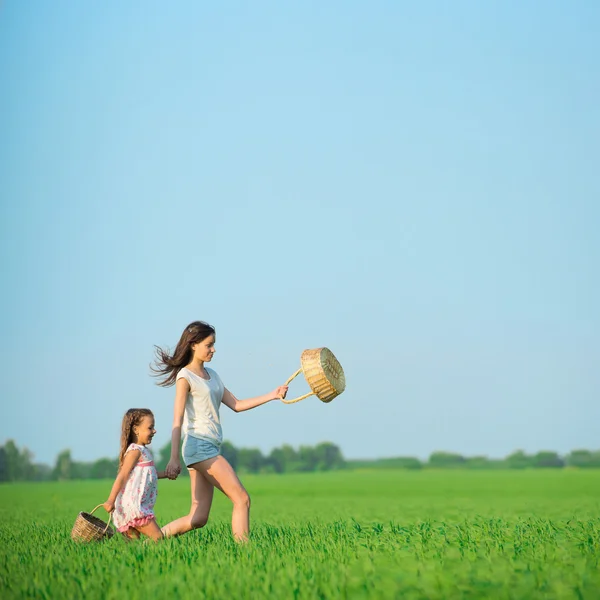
192;334;216;363
134;416;156;446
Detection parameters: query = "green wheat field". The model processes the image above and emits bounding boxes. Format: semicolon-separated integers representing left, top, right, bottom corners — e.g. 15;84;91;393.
1;470;599;599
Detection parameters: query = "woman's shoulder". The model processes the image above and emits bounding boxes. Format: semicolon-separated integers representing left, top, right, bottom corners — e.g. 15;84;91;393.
176;367;191;381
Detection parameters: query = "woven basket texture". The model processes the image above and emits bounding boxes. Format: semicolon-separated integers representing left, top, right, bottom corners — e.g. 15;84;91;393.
71;508;115;542
301;347;346;403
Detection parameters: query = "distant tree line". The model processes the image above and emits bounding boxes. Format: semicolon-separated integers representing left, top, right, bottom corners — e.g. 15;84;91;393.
2;440;600;483
346;450;600;470
0;439;345;482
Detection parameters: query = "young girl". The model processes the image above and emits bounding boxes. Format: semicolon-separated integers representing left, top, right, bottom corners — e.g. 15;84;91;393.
103;408;172;541
152;320;288;542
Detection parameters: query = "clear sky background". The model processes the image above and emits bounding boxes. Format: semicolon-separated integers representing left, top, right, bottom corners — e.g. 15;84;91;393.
1;1;598;465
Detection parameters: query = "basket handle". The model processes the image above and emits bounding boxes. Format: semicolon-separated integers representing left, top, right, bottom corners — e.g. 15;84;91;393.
279;367;316;405
90;504;113;534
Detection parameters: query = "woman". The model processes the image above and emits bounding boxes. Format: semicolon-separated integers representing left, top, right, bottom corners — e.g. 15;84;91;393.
152;321;288;542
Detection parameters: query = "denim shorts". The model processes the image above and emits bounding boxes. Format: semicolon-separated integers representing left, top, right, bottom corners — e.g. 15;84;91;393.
182;435;221;467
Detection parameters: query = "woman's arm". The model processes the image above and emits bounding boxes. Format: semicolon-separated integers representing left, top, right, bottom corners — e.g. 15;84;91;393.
165;378;189;478
222;386;288;413
103;449;141;512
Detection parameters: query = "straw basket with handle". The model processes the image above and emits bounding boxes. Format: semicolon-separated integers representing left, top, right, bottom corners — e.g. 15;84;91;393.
71;504;115;542
281;347;346;404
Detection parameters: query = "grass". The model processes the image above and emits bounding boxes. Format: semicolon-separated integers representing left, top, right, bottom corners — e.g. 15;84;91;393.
0;469;599;599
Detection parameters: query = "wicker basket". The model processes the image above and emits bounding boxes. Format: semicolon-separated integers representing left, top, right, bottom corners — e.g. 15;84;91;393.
281;347;346;404
71;504;115;542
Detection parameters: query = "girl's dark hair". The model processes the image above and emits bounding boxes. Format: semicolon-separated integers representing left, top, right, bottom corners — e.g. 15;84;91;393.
151;321;216;387
119;408;154;468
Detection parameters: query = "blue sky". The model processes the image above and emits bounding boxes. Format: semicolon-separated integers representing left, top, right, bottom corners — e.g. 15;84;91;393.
1;1;598;465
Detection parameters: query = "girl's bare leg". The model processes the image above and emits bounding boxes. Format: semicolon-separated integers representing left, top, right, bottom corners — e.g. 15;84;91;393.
161;467;215;537
121;528;140;542
135;518;164;542
198;455;250;542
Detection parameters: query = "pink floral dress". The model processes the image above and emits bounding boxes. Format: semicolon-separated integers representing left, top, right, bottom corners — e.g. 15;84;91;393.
113;443;158;533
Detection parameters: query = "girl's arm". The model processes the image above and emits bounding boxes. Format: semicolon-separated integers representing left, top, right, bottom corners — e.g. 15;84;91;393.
103;449;141;512
165;378;189;478
156;470;169;479
222;386;288;413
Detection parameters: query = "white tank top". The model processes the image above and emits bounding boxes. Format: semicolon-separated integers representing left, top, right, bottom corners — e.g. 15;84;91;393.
176;367;225;445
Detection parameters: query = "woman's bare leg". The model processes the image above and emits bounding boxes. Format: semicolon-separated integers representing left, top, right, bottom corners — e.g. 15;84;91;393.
198;455;250;542
161;467;215;537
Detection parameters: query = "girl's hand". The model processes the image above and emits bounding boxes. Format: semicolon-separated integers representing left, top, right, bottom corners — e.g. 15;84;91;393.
272;385;289;400
103;500;115;513
166;459;181;479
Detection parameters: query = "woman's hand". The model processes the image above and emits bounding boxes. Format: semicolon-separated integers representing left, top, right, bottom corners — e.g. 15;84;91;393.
166;459;181;479
103;500;115;513
272;385;289;400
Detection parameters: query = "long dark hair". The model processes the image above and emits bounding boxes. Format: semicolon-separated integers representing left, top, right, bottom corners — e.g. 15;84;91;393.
119;408;154;468
151;321;216;387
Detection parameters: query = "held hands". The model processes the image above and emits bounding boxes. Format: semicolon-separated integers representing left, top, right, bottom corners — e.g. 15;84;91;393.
166;459;181;480
273;385;289;401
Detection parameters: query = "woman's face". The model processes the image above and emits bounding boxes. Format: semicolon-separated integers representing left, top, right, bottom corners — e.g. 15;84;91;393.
192;334;216;362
